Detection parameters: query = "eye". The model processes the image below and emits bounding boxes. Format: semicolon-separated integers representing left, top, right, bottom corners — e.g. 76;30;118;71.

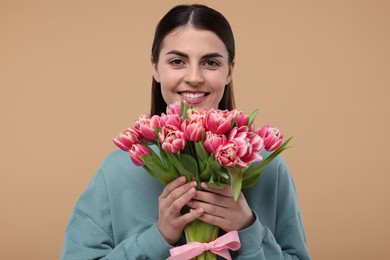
169;58;185;67
204;59;220;69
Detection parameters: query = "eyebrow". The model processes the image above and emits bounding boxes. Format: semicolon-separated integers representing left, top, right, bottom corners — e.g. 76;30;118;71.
165;50;225;59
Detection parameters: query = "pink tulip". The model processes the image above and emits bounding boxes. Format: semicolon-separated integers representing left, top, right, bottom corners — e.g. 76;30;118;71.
187;108;206;121
232;109;249;128
203;131;227;154
181;118;204;142
133;114;151;135
113;128;140;151
240;132;263;164
204;109;233;134
226;126;263;166
160;113;182;130
246;131;264;154
166;102;181;115
258;124;284;152
158;126;186;153
129;144;151;166
227;127;248;157
135;114;161;141
215;142;246;168
166;100;189;115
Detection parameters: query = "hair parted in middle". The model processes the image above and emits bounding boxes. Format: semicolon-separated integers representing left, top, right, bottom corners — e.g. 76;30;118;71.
150;4;236;115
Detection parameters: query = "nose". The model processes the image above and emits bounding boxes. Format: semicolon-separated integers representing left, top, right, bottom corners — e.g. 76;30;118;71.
184;65;204;86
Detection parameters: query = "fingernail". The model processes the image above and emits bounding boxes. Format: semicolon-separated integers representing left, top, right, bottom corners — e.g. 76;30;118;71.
188;187;196;195
201;182;208;188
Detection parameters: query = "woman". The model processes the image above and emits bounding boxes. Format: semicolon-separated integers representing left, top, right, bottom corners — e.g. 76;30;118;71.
61;4;310;259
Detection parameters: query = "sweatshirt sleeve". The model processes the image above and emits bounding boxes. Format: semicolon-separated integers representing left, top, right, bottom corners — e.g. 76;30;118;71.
60;169;172;260
234;157;311;260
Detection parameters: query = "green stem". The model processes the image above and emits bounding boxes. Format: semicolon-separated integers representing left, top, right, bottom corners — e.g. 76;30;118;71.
184;219;219;260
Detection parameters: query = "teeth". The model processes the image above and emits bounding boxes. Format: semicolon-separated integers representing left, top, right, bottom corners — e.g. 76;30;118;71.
181;92;206;99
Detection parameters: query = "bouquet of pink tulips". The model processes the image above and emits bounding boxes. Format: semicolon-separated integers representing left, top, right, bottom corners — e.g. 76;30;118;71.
113;101;292;259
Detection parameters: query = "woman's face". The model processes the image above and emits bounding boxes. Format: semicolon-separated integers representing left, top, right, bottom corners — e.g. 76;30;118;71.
152;25;234;110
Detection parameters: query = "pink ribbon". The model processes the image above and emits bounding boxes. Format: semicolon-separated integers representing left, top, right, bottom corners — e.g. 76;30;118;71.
167;230;241;260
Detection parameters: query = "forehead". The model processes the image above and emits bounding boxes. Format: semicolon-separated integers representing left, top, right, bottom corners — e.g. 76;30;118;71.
160;25;228;56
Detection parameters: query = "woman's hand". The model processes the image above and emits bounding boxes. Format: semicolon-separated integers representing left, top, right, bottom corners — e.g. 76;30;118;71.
157;176;204;245
187;183;254;232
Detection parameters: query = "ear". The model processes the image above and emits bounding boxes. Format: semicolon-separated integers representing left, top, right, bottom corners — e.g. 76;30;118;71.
151;58;160;83
226;60;235;84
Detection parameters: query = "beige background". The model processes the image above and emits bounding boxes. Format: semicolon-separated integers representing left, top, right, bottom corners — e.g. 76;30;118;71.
1;0;389;259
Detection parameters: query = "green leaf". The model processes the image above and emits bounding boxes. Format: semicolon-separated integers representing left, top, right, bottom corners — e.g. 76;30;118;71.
157;143;177;174
195;142;208;161
247;109;259;128
242;170;263;188
144;166;177;184
199;162;212;181
184;141;197;159
216;168;230;182
207;181;222;189
143;144;163;165
195;142;208;173
208;155;222;172
231;114;237;128
165;152;194;181
217;171;230;181
141;155;178;184
228;167;243;201
242;136;293;188
207;173;222;189
181;101;188;120
179;153;199;177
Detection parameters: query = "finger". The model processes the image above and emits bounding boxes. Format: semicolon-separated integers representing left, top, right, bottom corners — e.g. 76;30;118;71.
160;176;186;199
193;190;232;208
168;185;198;213
187;199;225;218
179;208;205;225
196;211;230;230
201;182;233;197
166;180;197;202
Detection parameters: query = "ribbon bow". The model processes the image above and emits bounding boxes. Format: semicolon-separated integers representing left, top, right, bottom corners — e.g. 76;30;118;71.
167;230;241;260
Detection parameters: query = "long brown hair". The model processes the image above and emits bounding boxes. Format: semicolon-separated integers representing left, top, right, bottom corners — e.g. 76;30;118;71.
150;4;236;115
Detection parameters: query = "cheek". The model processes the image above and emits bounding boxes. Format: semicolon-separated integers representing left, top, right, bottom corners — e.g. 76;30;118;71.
213;87;225;107
208;72;228;93
159;67;181;89
207;77;227;108
160;76;177;99
159;74;181;104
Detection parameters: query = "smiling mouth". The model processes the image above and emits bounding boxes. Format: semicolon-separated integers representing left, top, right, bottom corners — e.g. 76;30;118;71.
179;92;209;99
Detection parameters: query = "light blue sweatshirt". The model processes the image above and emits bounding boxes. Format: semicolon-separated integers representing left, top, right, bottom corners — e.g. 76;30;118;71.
61;149;310;259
